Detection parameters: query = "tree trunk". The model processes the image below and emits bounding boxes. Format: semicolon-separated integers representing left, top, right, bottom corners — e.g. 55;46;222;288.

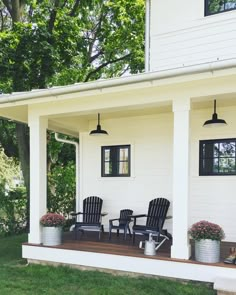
16;122;30;229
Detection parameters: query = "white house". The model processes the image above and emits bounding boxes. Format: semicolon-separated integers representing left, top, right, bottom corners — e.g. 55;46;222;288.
1;0;236;285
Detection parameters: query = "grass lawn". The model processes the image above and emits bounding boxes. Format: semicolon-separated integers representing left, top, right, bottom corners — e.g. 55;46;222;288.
0;234;216;295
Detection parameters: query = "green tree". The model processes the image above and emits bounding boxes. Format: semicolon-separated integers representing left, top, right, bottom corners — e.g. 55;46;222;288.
0;146;26;236
0;146;20;190
0;0;145;223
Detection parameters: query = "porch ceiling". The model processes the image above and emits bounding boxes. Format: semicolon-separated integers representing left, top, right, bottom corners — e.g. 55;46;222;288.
48;92;236;136
1;92;236;137
48;102;172;136
191;93;236;110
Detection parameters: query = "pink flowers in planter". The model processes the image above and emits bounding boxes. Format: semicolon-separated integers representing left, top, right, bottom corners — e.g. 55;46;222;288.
189;220;225;241
40;213;65;227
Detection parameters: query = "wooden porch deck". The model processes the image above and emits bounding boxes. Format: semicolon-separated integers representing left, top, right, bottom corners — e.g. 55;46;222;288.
41;231;236;268
58;231;172;259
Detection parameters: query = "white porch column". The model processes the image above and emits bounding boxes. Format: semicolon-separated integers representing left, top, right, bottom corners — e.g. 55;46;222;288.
28;115;48;244
171;97;191;260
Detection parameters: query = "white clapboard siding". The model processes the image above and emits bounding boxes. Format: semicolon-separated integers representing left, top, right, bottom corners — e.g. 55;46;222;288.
189;106;236;242
81;107;236;242
150;16;236;71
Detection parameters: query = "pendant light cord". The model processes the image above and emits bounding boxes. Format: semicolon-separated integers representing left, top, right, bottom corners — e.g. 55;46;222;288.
98;113;100;125
214;100;216;114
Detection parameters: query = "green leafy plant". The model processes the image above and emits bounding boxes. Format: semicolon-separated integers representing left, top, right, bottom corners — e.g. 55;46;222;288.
47;160;76;217
0;147;26;236
189;220;225;241
0;187;27;236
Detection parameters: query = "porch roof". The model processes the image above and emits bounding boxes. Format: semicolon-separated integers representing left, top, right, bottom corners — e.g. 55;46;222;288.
1;58;236;137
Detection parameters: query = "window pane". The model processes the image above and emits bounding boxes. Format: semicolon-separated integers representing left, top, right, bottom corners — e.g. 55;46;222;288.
119;162;128;175
200;138;236;175
213;158;219;173
208;0;222;13
206;0;236;15
105;162;112;174
213;143;219;157
104;149;110;161
219;142;235;157
224;0;236;9
119;148;129;161
219;158;235;173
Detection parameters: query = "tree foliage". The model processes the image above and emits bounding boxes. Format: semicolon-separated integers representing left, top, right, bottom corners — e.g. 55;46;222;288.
47;161;76;217
0;0;145;229
0;0;145;92
0;120;18;157
0;147;25;236
47;131;76;217
0;187;27;236
0;146;20;189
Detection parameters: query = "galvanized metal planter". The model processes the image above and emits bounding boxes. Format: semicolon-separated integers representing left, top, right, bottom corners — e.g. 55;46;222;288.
195;239;220;263
42;226;62;246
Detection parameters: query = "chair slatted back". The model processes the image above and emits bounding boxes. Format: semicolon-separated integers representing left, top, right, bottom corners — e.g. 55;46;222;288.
119;209;133;225
83;196;103;223
146;198;170;229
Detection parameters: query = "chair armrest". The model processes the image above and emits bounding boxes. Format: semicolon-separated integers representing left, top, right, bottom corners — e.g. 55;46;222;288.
129;214;147;226
109;218;119;226
109;218;120;222
129;214;147;218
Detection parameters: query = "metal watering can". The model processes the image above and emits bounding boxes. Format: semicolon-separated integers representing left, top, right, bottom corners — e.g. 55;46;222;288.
139;233;158;256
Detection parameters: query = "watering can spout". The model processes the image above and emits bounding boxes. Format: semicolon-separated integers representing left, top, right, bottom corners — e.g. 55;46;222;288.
139;232;170;255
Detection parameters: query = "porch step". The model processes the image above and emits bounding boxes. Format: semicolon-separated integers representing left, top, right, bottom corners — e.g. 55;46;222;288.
214;277;236;295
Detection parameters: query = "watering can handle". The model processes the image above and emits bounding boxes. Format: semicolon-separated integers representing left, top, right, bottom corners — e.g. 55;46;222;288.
139;241;144;249
148;233;153;241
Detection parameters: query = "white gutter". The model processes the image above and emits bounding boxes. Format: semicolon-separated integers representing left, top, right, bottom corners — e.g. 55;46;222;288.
54;133;81;220
145;0;151;72
1;58;236;103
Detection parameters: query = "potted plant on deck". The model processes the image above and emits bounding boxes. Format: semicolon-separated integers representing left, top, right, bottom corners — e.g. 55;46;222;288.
189;220;225;263
40;213;65;246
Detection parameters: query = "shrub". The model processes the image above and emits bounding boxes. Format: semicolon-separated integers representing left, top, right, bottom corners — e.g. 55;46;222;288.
0;187;27;236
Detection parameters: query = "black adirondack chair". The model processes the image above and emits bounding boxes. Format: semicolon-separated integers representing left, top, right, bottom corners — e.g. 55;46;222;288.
109;209;133;240
71;196;104;240
131;198;170;248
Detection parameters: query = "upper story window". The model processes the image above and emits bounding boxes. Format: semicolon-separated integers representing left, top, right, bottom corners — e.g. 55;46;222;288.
205;0;236;16
101;145;130;177
199;138;236;175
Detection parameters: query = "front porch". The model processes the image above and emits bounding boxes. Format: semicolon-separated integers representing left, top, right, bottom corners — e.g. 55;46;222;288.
0;59;236;283
23;231;236;283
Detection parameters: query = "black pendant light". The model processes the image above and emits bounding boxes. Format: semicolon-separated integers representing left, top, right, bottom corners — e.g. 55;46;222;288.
203;100;227;128
89;113;108;136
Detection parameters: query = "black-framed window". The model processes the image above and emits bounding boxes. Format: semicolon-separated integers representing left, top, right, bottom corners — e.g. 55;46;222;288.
101;145;130;177
199;138;236;175
205;0;236;16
